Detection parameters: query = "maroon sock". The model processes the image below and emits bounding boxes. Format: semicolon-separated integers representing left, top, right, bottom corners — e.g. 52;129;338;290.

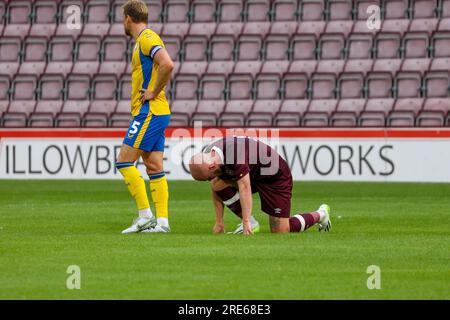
215;187;242;218
289;212;320;233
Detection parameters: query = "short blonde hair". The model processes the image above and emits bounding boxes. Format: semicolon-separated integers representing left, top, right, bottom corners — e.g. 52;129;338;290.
123;0;148;23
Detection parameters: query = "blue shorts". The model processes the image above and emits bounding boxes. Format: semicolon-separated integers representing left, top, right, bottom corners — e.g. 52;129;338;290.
123;111;171;152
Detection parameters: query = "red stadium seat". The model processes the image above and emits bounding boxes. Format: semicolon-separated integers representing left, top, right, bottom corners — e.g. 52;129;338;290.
297;21;325;38
442;0;450;18
206;61;235;76
7;1;32;24
318;33;345;60
272;0;298;21
310;73;336;99
0;75;10;101
181;36;208;61
289;34;316;60
65;74;91;100
372;59;402;76
412;0;438;19
0;38;21;78
226;74;253;100
431;32;450;58
269;21;298;38
325;21;353;38
344;59;374;76
218;100;254;126
402;32;430;58
423;71;450;98
299;0;324;21
354;0;380;21
56;100;90;127
208;35;235;61
173;74;199;100
274;100;309;126
164;0;190;23
2;101;36;127
383;0;408;19
394;72;422;98
19;37;47;75
346;33;373;59
337;73;365;99
326;0;352;21
374;32;401;59
191;100;226;126
244;0;271;22
263;35;289;60
288;60;318;78
254;74;281;100
191;0;216;23
83;100;118;127
45;36;74;77
217;0;243;22
261;60;289;76
11;75;37;100
38;74;64;100
365;72;393;98
199;75;226;100
92;75;118;100
118;74;131;100
359;98;395;126
281;73;308;99
303;99;338;127
85;0;110;23
330;99;366;127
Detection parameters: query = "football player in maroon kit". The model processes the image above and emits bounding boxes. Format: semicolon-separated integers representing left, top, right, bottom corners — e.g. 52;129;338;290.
189;136;331;235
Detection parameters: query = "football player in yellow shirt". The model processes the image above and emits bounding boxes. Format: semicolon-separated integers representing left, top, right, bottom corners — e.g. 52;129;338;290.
116;0;174;234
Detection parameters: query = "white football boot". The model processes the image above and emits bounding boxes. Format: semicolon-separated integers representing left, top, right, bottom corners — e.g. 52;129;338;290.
121;217;156;234
317;204;331;232
140;224;171;233
228;216;260;234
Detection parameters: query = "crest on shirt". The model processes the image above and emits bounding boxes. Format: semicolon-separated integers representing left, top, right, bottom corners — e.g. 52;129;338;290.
274;208;282;214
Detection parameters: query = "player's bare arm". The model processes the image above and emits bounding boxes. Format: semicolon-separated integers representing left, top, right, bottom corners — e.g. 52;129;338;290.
140;48;174;104
237;173;253;235
211;186;225;234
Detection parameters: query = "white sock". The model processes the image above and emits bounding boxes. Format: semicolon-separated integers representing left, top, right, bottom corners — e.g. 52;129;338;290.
157;217;169;228
317;210;326;221
139;208;153;219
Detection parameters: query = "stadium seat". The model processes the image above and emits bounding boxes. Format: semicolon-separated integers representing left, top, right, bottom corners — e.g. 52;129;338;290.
326;0;352;21
394;72;422;98
372;59;402;76
269;21;298;38
164;0;190;23
271;0;298;21
254;74;281;99
289;34;316;60
261;60;289;76
45;36;74;77
198;75;226;100
244;0;271;22
442;0;450;18
402;32;430;58
73;36;101;76
411;0;438;19
233;61;262;77
83;100;118;127
218;100;253;126
359;98;395;126
297;21;325;38
169;100;198;126
118;74;131;100
387;98;425;127
325;20;353;38
56;100;90;127
330;99;366;127
431;32;450;58
92;75;118;100
235;35;262;61
147;0;164;23
217;0;244;22
109;100;132;127
346;33;373;59
423;71;450;97
288;60;318;78
65;74;91;100
337;73;365;99
280;73;308;99
263;35;289;60
11;75;37;100
273;100;309;126
99;36;127;76
2;101;36;128
191;100;226;126
430;58;450;71
226;74;254;100
381;19;410;36
344;59;374;76
299;0;324;21
416;98;450;126
0;37;21;78
190;0;216;23
318;33;345;60
354;0;380;21
38;74;64;100
374;33;401;59
206;61;235;76
19;37;47;75
401;58;431;75
246;100;281;127
365;72;393;98
173;74;199;100
303;99;337;127
310;73;337;99
28;100;63;127
181;36;208;61
7;0;32;24
208;35;235;61
85;0;111;23
316;59;345;74
383;0;408;19
0;75;10;101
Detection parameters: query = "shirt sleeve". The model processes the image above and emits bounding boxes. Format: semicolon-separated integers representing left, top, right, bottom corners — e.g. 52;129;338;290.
140;32;165;59
230;164;250;181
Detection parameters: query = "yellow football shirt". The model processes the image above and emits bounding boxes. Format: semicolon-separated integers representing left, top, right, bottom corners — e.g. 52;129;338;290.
130;28;171;116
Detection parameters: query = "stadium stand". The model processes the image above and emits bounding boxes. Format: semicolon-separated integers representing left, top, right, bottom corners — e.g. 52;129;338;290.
0;0;449;128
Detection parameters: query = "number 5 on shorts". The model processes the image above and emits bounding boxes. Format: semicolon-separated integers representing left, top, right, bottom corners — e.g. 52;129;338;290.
129;121;141;135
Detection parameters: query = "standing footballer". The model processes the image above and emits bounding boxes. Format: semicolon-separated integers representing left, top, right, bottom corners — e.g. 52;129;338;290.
189;137;332;235
116;0;173;234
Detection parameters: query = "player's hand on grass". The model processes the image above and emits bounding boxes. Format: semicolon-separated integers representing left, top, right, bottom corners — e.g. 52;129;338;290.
140;89;155;104
212;223;225;234
243;221;253;236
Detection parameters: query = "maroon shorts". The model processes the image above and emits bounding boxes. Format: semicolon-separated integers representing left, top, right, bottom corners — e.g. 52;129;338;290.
252;161;293;218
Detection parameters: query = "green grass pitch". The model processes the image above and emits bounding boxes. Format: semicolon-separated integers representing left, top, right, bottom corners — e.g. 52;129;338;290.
0;180;449;299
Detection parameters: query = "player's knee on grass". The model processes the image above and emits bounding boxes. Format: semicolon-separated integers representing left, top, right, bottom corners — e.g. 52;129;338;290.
269;216;290;233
